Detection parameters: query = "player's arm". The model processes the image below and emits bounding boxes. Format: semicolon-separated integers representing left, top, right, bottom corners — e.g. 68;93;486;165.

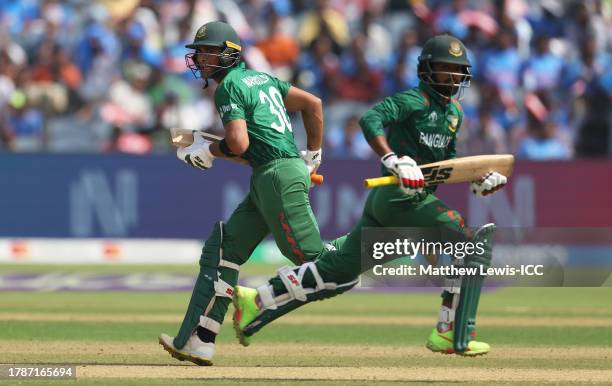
367;135;394;158
176;119;249;171
283;86;323;173
283;86;322;151
208;81;250;160
359;95;424;194
359;96;400;158
209;119;249;158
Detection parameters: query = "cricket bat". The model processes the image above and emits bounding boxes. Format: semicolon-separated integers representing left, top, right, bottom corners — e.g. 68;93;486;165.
170;128;324;185
363;154;514;188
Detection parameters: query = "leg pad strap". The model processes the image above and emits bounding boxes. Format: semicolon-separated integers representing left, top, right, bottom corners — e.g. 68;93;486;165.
199;316;221;333
243;262;359;337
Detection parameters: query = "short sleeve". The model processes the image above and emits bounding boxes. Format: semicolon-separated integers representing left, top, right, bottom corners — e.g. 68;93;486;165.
447;101;464;159
214;82;246;123
274;78;291;98
359;92;416;141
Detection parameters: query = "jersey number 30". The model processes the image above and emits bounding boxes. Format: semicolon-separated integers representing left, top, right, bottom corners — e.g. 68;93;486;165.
259;87;292;134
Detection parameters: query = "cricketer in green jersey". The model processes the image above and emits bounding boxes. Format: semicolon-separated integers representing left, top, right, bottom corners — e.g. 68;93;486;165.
159;21;332;366
233;34;508;356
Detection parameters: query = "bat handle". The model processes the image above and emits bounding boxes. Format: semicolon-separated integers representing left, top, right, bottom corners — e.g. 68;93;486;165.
363;176;398;188
310;174;324;185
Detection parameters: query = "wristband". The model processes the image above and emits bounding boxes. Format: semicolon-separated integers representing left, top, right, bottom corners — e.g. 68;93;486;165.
381;152;397;162
219;139;236;157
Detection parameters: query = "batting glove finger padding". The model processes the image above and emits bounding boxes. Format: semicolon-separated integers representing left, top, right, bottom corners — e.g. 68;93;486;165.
382;152;424;196
177;133;215;170
470;171;507;196
300;149;322;174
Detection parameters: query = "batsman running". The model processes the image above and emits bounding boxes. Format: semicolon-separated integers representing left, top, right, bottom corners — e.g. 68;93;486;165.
159;21;332;365
233;34;508;355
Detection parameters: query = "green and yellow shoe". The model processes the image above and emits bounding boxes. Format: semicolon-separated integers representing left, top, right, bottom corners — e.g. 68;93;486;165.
426;328;490;356
232;286;260;347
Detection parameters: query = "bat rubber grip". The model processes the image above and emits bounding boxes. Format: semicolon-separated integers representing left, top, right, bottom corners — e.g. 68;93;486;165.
310;174;324;185
363;176;398;188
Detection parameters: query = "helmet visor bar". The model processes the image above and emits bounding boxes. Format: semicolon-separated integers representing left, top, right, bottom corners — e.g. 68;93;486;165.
185;52;240;79
418;68;472;89
418;64;472;100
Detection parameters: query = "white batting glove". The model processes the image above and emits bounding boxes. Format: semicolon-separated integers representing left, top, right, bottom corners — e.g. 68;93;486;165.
471;171;507;196
177;132;215;170
300;148;322;174
382;152;425;196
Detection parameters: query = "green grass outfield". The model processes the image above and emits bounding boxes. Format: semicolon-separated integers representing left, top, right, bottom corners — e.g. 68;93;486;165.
1;263;611;385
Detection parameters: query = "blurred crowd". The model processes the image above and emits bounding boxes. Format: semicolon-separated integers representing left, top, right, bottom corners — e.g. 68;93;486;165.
0;0;611;160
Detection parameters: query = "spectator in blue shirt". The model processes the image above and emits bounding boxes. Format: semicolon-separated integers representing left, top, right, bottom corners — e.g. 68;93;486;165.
5;90;44;151
482;29;522;94
327;114;373;159
121;21;162;69
387;30;421;94
515;90;572;160
0;0;40;36
568;36;612;156
521;35;564;91
294;35;338;102
516;121;570;160
433;0;469;39
74;22;120;77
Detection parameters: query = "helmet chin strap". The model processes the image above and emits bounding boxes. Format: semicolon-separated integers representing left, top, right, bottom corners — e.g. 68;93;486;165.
201;56;239;89
202;67;227;89
431;84;458;101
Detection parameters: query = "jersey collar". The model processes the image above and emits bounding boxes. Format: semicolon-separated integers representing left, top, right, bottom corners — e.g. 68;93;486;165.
219;62;244;84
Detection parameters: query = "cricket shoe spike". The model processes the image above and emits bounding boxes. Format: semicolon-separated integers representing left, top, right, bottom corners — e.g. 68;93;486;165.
426;327;490;356
159;333;214;366
232;286;260;347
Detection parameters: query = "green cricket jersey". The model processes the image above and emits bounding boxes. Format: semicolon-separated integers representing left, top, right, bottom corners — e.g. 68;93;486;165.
360;82;463;192
214;62;300;167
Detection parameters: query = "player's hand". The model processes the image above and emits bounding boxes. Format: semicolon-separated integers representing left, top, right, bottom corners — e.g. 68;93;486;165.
470;171;507;196
177;132;215;170
381;152;424;196
300;148;322;174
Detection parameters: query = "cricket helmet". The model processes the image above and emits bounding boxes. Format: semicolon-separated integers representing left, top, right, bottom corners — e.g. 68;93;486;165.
185;21;242;82
417;34;471;99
